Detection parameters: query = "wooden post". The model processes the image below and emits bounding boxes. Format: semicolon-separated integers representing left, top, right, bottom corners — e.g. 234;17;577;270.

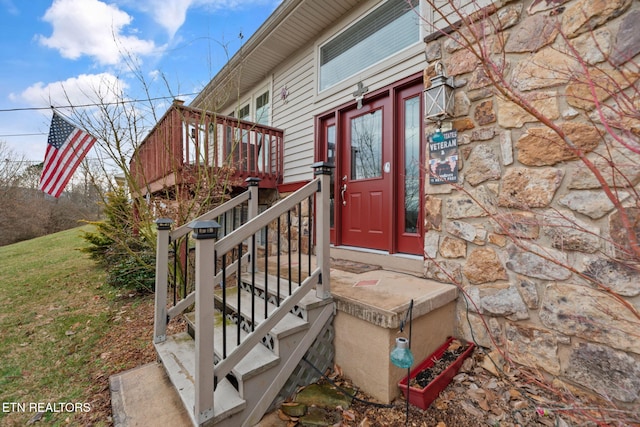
312;162;333;299
190;220;220;425
154;218;173;344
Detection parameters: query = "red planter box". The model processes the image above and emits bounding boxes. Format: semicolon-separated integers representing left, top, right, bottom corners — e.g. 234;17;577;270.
398;337;475;410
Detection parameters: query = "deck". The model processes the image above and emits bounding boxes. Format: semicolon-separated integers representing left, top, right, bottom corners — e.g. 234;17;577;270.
129;100;284;198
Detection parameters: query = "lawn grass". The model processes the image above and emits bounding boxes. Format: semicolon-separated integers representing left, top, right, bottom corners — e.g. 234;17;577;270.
0;226;127;426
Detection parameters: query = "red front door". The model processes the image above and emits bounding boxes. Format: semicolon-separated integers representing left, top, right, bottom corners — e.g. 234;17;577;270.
317;75;424;255
339;96;392;250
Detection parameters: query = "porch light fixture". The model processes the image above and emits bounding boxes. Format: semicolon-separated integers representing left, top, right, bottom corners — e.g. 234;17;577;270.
190;220;221;239
154;218;173;231
424;62;455;121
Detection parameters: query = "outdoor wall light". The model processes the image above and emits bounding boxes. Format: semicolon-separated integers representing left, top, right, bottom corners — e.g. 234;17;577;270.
391;337;414;369
190;220;221;239
424;62;455;122
155;218;174;231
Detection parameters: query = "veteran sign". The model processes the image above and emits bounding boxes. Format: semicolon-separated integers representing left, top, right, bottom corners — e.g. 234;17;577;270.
428;130;459;185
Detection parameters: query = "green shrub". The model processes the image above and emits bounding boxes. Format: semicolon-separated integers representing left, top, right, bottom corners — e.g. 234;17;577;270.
81;188;156;293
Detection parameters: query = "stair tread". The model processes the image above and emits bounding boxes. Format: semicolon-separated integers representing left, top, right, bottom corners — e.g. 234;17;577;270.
155;332;246;425
183;312;280;381
215;286;309;338
240;272;329;311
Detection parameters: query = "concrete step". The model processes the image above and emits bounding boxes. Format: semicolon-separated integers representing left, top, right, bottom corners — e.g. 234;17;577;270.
154;332;246;426
240;272;333;322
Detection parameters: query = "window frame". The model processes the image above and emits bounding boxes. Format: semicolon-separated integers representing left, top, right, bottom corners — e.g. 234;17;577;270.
317;0;422;93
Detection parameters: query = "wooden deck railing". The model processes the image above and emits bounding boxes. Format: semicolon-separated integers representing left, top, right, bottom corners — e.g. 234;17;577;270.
130;100;284;196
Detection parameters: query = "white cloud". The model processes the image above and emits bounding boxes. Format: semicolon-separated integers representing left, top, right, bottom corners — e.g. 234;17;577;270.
147;0;193;38
11;73;129;108
38;0;159;65
140;0;281;38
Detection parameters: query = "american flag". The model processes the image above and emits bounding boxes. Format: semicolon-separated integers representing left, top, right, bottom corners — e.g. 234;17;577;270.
39;113;97;198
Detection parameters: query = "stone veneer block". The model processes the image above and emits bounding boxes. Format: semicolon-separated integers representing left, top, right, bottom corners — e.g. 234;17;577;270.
558;190;625;219
505;322;562;375
445;194;488;219
516;122;599;166
512;48;579;91
505;243;571;280
465;145;501;186
463;247;508;284
566;342;640;402
580;255;640;297
608;207;640;260
562;0;633;39
491;211;540;239
500;131;513;165
497;91;559;128
440;236;467;258
540;283;640;354
498;167;564;208
504;13;559;53
611;9;640;66
566;68;639;111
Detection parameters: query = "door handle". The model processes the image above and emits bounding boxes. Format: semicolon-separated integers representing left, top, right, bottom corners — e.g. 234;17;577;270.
340;183;347;206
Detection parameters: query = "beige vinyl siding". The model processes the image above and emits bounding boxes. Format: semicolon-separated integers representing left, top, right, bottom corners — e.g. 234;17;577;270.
227;0;432;183
270;44;426;183
271;47;316;183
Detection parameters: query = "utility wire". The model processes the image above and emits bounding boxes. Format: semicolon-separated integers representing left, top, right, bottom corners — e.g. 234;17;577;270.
0;133;47;137
0;92;199;113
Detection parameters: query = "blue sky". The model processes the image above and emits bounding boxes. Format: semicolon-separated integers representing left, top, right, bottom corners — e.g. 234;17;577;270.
0;0;281;161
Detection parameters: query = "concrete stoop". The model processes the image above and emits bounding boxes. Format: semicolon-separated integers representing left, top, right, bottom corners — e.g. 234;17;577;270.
329;264;458;404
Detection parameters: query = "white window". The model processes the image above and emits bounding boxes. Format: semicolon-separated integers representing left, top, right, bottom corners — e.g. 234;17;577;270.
238;104;250;120
255;91;270;125
319;0;420;91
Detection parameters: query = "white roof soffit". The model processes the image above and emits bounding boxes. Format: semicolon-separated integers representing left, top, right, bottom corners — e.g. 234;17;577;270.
191;0;367;110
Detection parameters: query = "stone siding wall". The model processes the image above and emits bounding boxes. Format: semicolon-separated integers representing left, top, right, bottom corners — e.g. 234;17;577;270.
422;0;640;406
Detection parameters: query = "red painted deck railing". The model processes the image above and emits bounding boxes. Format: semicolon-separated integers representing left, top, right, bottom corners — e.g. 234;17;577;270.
129;101;284;195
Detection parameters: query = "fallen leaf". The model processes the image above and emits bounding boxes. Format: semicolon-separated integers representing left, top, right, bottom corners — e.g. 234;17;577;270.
342;409;356;421
359;418;371;427
334;363;343;377
512;400;529;410
508;388;522;400
447;339;462;352
436;422;447;427
480;350;504;376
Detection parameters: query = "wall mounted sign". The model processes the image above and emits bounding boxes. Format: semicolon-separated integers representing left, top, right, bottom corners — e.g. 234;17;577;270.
428;129;458;185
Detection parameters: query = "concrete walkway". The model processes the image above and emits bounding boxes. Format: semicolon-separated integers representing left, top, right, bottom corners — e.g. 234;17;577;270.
110;363;191;427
